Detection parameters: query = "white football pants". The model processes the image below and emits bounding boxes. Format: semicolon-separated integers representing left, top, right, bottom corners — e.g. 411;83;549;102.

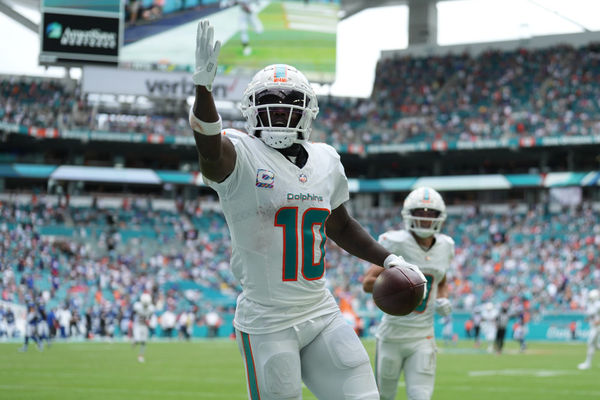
236;312;378;400
375;337;437;400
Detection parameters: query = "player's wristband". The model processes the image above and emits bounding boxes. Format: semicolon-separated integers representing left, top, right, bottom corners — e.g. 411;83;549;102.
189;106;222;136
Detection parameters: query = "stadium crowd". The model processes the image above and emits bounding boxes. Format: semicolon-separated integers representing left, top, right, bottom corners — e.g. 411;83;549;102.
315;43;600;146
0;194;235;340
2;43;600;148
1;194;598;339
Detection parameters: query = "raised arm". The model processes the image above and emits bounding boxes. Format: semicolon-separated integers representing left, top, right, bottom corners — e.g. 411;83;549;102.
190;20;236;183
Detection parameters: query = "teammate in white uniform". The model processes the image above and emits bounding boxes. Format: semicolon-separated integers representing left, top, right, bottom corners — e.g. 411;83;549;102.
480;302;498;353
188;20;426;400
578;289;600;370
363;187;454;400
132;293;154;363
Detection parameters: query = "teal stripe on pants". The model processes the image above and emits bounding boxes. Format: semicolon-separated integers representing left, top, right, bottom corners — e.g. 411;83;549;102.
242;332;261;399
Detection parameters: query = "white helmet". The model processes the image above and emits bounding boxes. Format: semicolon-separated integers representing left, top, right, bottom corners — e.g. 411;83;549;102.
589;289;600;302
141;293;152;305
240;64;319;149
401;186;447;238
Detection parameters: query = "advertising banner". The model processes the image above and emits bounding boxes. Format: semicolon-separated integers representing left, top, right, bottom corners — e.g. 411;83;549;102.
82;66;249;101
40;0;121;66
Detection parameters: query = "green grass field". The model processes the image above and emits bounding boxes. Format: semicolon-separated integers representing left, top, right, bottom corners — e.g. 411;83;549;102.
1;339;597;399
219;1;337;82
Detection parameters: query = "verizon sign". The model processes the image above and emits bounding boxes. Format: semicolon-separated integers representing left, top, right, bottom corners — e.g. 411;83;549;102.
82;66;249;101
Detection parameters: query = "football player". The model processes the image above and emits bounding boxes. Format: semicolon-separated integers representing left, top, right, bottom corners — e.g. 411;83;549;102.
132;293;154;363
578;289;600;370
19;304;42;352
363;187;454;400
480;302;498;353
189;20;425;400
37;303;51;348
220;0;264;55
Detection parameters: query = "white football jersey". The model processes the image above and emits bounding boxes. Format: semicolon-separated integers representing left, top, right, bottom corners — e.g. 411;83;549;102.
133;302;155;325
587;300;600;326
375;230;454;340
205;130;349;334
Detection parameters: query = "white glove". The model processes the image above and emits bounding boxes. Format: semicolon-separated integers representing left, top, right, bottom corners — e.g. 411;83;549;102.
193;20;221;91
435;298;452;316
383;254;427;300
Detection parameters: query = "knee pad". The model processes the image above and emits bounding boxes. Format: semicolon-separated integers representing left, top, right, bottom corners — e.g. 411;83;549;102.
377;355;401;400
343;372;379;400
325;323;370;369
380;355;401;380
262;351;302;398
407;385;433;400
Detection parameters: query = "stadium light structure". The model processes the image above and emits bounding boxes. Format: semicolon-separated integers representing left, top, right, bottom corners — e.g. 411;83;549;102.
0;0;38;33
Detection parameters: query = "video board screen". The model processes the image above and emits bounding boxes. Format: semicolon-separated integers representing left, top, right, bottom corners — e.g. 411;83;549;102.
40;1;339;82
121;0;338;83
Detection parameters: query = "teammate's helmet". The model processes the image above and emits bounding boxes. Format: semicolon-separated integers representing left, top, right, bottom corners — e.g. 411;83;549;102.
589;289;600;302
401;186;447;238
240;64;319;149
141;293;152;305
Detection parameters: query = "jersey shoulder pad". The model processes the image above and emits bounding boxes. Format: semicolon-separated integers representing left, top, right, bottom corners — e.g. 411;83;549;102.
222;128;252;141
377;229;408;245
308;141;341;161
436;233;455;259
436;233;455;247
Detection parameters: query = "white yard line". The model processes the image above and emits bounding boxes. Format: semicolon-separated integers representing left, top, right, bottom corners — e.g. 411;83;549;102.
283;2;338;15
283;1;337;34
287;22;337;34
468;368;579;377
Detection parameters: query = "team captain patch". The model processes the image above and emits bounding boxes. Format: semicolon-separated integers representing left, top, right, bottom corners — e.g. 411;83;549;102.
256;169;275;188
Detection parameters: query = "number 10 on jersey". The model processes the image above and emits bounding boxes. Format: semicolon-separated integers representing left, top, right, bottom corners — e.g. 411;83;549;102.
274;207;330;282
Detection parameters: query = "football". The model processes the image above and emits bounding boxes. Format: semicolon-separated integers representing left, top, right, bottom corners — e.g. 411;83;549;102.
372;266;426;316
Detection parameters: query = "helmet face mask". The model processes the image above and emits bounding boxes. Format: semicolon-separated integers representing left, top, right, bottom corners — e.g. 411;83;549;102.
240;64;318;149
401;187;447;238
256;89;306;132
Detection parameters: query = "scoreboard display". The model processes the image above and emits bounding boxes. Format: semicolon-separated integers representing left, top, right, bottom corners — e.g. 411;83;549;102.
40;1;339;84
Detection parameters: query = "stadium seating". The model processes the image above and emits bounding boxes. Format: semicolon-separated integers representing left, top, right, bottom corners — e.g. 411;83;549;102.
2;195;597;339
